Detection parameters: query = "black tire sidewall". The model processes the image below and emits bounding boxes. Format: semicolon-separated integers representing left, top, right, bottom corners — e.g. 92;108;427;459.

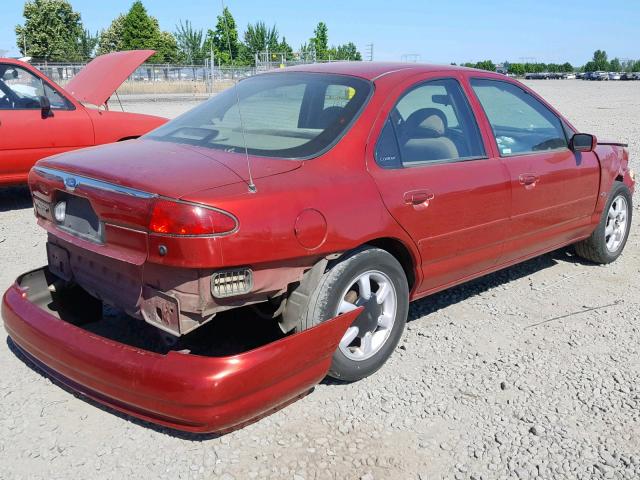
307;247;409;382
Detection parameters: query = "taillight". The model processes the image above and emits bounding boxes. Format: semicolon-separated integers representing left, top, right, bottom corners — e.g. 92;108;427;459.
149;199;237;236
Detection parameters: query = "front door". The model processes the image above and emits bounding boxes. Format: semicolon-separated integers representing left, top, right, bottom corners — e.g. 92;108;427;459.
367;75;511;294
0;63;93;184
469;78;600;263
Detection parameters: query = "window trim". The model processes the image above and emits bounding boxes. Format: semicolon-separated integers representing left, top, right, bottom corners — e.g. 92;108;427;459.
0;63;75;112
374;76;489;170
468;77;570;158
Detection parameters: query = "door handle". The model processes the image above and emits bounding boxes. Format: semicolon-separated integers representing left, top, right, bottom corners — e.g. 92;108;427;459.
518;174;539;187
403;190;434;206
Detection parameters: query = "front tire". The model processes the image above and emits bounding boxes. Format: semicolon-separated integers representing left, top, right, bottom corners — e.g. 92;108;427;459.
574;181;632;263
299;247;409;382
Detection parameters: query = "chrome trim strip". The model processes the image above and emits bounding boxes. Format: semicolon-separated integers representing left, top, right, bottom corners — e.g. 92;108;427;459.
33;167;157;199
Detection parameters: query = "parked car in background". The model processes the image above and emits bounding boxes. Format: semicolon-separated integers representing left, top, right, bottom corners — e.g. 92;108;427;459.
593;71;609;81
0;50;167;186
565;73;576;79
608;72;621;80
3;62;635;433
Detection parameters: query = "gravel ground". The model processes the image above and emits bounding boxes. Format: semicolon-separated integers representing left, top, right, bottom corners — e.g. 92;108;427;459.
1;80;639;480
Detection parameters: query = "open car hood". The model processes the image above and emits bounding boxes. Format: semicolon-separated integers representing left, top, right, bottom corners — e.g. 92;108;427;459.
65;50;155;107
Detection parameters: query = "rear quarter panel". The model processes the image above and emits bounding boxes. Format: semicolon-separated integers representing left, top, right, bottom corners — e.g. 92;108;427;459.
87;110;167;144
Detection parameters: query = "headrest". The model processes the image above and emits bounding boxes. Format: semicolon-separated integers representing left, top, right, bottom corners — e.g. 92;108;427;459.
403;108;448;138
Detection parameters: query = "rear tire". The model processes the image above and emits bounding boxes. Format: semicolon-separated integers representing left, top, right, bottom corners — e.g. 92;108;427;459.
574;181;632;264
298;247;409;382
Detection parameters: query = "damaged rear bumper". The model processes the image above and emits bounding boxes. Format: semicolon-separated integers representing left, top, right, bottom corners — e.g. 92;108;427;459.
2;267;358;433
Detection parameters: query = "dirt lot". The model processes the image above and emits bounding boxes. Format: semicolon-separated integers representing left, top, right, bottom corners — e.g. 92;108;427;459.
0;80;639;480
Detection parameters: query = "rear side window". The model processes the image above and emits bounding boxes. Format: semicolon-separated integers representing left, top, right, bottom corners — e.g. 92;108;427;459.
374;78;485;168
470;79;568;156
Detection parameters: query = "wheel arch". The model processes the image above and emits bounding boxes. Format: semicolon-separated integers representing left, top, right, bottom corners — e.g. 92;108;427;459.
362;237;418;291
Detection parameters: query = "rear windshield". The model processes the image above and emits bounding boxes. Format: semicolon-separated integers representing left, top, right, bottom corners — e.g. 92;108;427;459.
146;72;372;159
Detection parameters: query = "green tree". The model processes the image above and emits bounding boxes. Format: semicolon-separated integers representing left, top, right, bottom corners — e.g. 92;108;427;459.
474;60;496;71
121;1;161;52
97;14;125;55
242;22;280;65
609;57;621;72
329;42;362;61
156;31;180;63
79;29;98;60
175;20;205;64
583;61;596;72
119;1;178;63
592;49;609;71
561;62;573;73
310;22;329;60
508;63;525;76
15;0;84;61
279;36;294;61
205;7;241;65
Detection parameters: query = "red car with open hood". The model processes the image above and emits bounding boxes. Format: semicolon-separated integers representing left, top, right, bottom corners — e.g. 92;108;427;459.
0;50;166;186
3;62;635;433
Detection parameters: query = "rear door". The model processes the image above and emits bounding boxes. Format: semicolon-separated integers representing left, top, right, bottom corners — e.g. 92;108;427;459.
0;63;93;184
469;78;600;262
367;74;511;294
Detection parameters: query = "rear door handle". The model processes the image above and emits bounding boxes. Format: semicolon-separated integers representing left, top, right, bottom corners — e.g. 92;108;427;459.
403;190;434;206
518;173;539;187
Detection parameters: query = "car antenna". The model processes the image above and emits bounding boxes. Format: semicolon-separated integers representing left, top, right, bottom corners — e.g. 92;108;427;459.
220;0;256;193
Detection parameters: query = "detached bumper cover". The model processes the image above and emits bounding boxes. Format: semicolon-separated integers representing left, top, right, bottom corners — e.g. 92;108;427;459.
2;268;358;433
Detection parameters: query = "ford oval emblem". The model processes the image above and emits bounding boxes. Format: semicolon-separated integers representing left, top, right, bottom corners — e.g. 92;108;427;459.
64;176;77;191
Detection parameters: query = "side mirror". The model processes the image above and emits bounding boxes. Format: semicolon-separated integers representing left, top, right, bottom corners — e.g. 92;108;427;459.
570;133;596;152
38;95;52;119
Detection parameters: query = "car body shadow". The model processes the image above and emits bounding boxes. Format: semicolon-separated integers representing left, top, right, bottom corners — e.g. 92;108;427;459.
406;247;591;321
0;186;32;213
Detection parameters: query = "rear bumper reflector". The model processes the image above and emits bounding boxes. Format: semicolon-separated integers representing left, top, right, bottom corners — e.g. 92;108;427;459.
211;268;253;298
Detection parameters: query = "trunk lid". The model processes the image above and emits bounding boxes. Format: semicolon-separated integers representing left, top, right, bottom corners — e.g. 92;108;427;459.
64;50;155;107
36;139;302;199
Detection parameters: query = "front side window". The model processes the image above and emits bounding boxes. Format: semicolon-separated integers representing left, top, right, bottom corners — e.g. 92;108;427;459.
470;79;568;156
0;64;72;110
375;78;485;168
146;72;372;159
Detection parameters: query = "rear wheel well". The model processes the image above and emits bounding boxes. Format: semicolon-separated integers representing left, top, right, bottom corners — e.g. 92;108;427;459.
615;174;624;182
117;136;139;142
364;238;416;290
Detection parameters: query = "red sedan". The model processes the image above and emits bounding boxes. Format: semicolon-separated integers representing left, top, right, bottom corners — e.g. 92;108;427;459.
0;50;166;186
3;62;635;433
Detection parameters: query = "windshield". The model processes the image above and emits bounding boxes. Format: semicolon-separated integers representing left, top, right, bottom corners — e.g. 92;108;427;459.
146;72;372;159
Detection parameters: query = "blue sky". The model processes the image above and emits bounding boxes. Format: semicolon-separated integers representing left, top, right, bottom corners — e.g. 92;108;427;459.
2;0;639;65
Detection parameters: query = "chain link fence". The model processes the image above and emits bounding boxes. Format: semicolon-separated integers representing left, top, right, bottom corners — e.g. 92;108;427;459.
33;57;352;98
32;63;261;97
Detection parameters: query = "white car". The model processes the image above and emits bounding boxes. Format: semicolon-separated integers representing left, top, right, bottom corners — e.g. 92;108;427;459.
565;73;576;79
608;72;621;80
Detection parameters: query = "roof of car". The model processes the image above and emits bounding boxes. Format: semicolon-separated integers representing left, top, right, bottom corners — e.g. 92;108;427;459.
283;61;478;80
